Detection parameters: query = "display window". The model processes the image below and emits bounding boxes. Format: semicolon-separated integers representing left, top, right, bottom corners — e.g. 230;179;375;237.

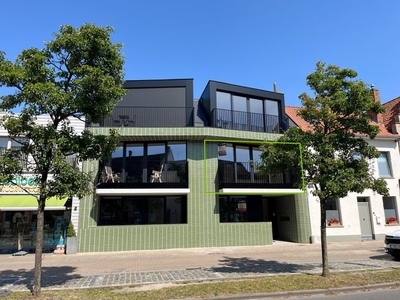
0;210;71;253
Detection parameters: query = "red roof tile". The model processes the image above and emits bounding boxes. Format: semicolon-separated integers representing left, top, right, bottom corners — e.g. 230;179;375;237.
285;106;396;138
382;97;400;133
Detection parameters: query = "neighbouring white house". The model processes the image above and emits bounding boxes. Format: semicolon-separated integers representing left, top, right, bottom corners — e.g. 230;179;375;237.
285;88;400;243
0;113;85;253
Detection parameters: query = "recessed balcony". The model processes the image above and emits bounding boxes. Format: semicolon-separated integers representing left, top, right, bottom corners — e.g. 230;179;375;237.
96;160;189;193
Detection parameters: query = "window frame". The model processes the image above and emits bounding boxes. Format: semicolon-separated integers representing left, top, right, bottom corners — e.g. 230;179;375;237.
326;198;342;226
383;196;398;225
377;152;392;178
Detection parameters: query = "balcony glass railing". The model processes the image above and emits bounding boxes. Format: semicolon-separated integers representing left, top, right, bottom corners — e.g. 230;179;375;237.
87;106;194;128
211;108;285;133
218;161;299;189
97;160;188;188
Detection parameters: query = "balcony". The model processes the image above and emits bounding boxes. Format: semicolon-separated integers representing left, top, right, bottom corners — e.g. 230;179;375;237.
96;160;189;191
211;108;285;133
218;161;299;189
87;106;194;128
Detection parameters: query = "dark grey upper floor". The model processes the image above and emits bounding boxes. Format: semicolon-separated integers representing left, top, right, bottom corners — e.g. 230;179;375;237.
90;78;288;133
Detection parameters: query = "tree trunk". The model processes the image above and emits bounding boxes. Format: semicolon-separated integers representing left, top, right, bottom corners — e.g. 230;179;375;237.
32;197;45;297
320;198;329;277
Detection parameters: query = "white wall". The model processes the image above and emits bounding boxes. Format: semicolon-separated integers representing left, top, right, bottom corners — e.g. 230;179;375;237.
0;113;86;233
308;137;400;242
0;113;86;135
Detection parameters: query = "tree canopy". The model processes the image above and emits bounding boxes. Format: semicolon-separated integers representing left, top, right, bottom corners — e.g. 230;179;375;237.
0;23;126;296
258;61;389;276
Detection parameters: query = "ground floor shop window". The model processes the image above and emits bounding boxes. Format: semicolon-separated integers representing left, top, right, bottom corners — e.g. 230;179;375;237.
383;196;398;224
0;210;70;253
99;196;187;225
219;195;267;223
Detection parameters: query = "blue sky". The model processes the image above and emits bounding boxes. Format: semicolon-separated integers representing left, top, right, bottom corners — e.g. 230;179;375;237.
1;0;399;106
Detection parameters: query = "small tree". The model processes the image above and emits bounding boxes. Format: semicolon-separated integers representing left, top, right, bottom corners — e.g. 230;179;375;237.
0;24;125;297
258;61;388;277
66;222;76;238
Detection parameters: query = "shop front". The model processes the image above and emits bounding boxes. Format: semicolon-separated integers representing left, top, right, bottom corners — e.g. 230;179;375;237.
0;179;70;254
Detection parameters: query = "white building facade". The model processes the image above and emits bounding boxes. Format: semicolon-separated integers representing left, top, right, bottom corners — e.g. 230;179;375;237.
0;113;84;253
307;137;400;242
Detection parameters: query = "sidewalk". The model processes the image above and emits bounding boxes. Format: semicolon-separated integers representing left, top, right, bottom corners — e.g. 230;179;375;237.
0;240;399;292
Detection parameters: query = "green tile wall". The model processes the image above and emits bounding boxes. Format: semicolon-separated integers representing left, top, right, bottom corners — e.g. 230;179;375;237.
274;193;311;243
77;127;308;252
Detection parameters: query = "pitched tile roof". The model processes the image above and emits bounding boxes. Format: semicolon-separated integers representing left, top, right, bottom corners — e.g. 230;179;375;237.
382;97;400;133
285;106;397;138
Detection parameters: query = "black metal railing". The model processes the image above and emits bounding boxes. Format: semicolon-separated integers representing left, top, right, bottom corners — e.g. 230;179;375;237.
87;106;194;128
96;160;188;189
218;161;299;189
211;108;284;133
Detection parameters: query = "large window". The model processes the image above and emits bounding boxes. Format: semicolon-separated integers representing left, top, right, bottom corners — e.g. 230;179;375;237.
232;95;247;130
125;143;144;183
215;91;280;133
218;143;268;184
10;138;28;171
326;198;341;226
105;141;187;183
377;152;392;177
249;98;264;132
0;210;69;252
0;137;8;151
383;197;398;225
99;196;187;225
219;195;266;223
264;100;279;132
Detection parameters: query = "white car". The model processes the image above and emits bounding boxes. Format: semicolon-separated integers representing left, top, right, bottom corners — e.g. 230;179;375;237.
384;230;400;259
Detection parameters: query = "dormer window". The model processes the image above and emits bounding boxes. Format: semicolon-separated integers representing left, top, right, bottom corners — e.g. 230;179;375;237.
215;91;280;133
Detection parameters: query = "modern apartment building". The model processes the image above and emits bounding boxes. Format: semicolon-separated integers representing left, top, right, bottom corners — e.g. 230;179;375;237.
77;79;308;253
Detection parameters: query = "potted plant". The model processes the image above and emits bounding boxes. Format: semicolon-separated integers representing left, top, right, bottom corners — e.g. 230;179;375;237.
328;218;340;226
66;222;78;254
386;217;398;225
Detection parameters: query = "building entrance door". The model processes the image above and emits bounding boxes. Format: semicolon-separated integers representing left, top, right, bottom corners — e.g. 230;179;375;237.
357;198;373;240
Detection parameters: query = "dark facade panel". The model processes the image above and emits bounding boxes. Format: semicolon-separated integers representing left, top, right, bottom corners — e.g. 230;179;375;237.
120;87;186;107
107;79;195;127
122;79;194;109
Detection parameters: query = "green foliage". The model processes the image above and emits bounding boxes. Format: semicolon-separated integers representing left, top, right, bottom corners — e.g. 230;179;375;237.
0;23;125;200
67;222;76;237
259;61;390;276
259;61;389;201
0;24;125;295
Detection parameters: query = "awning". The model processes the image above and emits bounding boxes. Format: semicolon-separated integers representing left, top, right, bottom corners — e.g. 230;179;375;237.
0;195;68;211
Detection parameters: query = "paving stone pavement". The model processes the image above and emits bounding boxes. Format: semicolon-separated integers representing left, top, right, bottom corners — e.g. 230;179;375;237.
0;240;399;292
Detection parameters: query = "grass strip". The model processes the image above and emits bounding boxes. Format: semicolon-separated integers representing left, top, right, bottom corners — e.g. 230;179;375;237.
6;268;400;300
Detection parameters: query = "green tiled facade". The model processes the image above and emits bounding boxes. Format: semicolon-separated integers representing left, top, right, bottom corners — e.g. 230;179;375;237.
77;127;311;252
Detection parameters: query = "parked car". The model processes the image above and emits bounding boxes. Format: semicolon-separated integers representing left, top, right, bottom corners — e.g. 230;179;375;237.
384;230;400;259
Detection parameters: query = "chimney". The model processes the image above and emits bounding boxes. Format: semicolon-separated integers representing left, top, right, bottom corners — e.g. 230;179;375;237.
369;87;384;124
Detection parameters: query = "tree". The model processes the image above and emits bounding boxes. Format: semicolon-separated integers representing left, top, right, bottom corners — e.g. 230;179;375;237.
258;61;388;277
0;24;125;297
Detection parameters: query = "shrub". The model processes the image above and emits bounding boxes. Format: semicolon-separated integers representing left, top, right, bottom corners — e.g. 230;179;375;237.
67;222;76;237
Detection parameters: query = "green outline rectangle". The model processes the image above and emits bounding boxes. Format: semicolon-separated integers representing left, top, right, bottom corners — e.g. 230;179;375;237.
204;139;305;195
